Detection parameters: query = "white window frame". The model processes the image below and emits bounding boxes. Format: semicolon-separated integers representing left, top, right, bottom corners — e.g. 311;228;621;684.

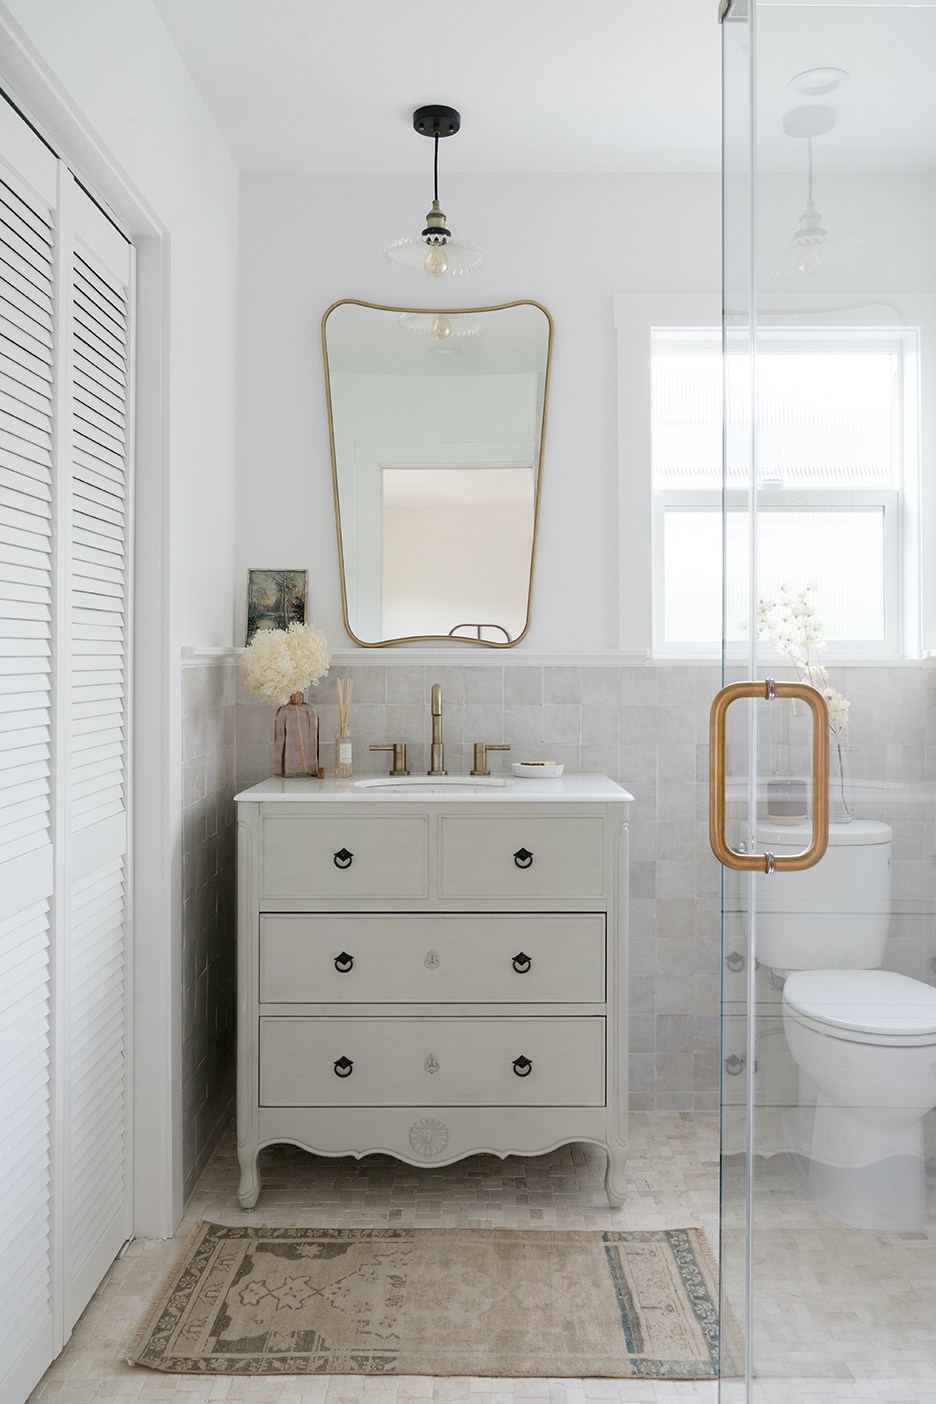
647;323;921;662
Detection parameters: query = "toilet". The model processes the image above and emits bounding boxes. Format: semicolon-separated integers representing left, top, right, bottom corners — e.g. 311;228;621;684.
753;818;936;1231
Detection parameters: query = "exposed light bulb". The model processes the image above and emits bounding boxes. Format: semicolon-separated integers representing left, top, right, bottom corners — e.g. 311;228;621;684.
796;245;823;277
423;245;449;278
430;315;453;341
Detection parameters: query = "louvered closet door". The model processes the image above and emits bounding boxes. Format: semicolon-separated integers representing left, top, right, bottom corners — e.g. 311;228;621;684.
0;127;57;1404
0;105;135;1403
63;190;133;1332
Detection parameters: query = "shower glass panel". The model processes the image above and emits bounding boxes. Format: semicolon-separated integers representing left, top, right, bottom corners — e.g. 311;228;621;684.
719;3;936;1400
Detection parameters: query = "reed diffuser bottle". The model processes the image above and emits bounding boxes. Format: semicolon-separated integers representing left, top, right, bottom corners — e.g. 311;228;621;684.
335;677;353;776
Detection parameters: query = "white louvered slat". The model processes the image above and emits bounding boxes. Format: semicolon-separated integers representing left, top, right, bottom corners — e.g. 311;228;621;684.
0;667;51;689
67;857;126;1278
0;1092;49;1180
0;177;53;890
61;227;132;1331
0;200;53;269
0;726;49;754
0;188;54;254
0;897;52;1379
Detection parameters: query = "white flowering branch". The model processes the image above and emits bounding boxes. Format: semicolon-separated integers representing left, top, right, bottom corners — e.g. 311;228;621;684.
751;582;849;738
748;581;851;820
239;621;331;705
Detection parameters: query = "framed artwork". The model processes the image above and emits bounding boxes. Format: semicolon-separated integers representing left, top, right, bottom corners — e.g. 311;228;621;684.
245;569;308;645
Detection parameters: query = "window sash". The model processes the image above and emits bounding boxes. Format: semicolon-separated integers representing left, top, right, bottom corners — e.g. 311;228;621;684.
648;324;918;660
652;488;900;659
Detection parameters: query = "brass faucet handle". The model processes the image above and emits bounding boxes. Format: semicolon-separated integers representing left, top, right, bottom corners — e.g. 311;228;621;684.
370;742;410;777
470;742;510;777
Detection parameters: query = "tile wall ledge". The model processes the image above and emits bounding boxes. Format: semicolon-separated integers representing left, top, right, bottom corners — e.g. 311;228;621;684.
184;645;935;668
184;646;653;667
181;647;242;666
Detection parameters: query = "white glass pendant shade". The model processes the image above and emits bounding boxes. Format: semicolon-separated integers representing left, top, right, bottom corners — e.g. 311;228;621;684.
397;312;482;338
761;199;864;279
385;234;483;276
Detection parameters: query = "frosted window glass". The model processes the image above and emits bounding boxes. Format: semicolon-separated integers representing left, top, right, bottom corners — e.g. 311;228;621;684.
652;342;896;490
664;507;885;643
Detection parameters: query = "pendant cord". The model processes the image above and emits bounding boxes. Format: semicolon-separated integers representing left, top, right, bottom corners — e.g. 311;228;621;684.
433;131;439;202
807;137;813;203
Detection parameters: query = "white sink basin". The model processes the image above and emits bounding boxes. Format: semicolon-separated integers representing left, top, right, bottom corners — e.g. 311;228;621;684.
354;775;507;792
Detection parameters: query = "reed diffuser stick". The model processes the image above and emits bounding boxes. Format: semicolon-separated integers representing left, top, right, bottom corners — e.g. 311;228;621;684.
335;678;353;776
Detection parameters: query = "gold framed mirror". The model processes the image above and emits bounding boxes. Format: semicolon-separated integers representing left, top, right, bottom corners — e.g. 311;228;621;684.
322;299;553;647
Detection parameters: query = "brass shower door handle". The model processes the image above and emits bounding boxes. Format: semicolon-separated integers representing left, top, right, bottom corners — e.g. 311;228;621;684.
709;679;829;874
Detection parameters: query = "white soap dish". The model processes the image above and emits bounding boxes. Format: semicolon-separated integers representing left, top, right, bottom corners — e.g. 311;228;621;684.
511;762;564;779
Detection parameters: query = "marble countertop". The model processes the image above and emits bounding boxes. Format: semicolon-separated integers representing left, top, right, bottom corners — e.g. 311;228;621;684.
235;773;634;804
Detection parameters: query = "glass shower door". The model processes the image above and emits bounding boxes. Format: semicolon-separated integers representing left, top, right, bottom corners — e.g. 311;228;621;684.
718;3;936;1400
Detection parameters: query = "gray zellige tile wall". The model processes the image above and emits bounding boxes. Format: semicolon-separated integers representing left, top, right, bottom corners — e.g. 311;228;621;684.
182;662;238;1197
234;661;935;1112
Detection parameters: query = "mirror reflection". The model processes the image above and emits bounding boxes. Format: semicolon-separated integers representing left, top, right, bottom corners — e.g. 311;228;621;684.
323;300;552;646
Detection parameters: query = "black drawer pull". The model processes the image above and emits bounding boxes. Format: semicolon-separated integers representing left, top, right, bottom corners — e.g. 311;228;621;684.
333;1056;354;1077
334;952;354;973
512;1055;533;1077
512;952;532;974
333;848;354;869
513;847;534;869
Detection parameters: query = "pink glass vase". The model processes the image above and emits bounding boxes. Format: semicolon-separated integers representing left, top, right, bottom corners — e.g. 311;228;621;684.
273;692;318;777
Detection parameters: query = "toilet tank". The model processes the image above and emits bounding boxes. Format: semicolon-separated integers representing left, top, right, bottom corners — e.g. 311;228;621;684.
750;819;892;972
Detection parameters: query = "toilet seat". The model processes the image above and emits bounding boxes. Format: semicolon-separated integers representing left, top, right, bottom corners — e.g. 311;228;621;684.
783;969;936;1045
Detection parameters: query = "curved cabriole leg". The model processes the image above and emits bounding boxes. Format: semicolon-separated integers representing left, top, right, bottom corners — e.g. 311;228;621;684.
604;1148;628;1208
237;1143;261;1210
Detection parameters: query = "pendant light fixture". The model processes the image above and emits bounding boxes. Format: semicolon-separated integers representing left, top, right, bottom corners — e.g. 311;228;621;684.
384;105;483;278
761;104;863;279
397;311;482;341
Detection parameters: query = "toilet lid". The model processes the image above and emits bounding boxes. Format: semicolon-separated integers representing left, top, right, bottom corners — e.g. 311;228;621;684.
783;969;936;1036
755;818;892;848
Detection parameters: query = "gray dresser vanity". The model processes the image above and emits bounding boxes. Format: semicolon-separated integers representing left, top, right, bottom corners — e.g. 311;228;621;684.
234;773;632;1209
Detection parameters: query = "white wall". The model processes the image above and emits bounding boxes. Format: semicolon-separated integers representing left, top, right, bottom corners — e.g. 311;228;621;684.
235;172;722;653
2;0;239;649
235;168;936;658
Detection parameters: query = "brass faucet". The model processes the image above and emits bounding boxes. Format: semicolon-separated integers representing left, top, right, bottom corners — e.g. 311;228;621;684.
428;682;447;775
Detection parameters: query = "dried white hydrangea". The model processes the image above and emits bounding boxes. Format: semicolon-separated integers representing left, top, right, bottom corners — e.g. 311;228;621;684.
239;622;331;705
752;582;849;738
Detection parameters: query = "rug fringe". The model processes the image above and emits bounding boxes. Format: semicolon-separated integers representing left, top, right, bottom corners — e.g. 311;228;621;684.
127;1219;210;1369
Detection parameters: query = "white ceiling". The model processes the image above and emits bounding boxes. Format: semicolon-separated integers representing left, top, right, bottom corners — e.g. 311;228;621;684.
151;0;936;175
750;6;936;172
149;0;723;173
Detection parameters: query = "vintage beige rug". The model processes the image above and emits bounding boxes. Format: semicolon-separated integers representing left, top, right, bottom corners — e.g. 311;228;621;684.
129;1222;722;1378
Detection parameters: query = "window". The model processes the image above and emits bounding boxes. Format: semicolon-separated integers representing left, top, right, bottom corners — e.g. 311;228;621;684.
651;327;917;657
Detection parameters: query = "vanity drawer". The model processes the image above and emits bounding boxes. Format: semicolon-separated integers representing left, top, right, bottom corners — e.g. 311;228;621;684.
259;913;606;1004
260;816;428;898
440;817;604;897
259;1016;605;1106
